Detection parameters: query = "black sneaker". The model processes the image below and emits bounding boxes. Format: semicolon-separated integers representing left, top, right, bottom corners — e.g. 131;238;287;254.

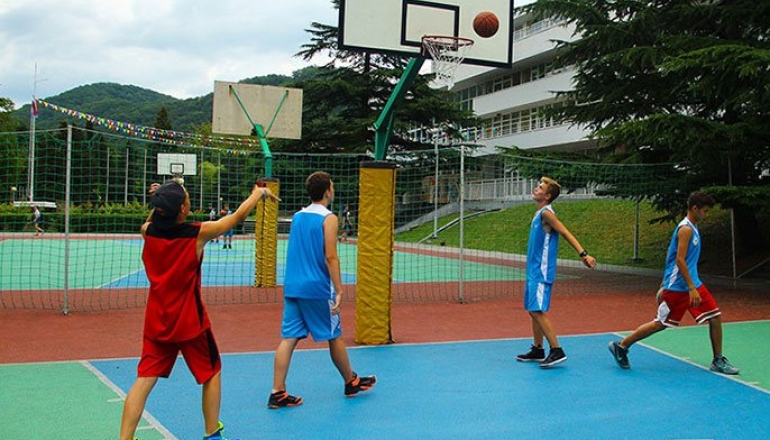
608;341;631;369
710;356;739;375
267;390;303;409
344;372;377;397
515;345;546;362
539;347;567;368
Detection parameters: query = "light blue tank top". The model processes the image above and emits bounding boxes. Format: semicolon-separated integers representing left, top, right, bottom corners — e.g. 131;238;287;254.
662;218;702;291
526;205;559;284
284;204;334;300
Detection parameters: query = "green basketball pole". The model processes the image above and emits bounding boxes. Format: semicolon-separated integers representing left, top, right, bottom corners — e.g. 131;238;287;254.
373;58;425;160
228;85;290;179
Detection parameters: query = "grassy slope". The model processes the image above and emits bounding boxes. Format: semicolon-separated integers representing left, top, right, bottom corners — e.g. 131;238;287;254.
396;199;769;276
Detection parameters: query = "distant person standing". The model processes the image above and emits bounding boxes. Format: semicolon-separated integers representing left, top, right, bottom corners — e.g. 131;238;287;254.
338;204;353;242
32;205;44;236
268;171;376;409
608;191;739;375
515;177;597;368
209;205;219;243
221;204;233;249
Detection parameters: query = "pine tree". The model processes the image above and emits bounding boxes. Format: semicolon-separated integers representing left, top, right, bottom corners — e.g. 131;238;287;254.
527;0;770;250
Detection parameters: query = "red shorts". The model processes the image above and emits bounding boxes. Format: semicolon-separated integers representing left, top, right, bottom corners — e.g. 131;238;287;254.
137;330;221;384
656;285;720;327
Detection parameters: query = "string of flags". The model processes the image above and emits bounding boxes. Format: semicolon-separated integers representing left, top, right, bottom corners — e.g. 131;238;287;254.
35;99;264;153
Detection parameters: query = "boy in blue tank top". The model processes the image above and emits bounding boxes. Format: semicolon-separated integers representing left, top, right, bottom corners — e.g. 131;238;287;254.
268;171;376;409
516;177;597;368
608;191;739;375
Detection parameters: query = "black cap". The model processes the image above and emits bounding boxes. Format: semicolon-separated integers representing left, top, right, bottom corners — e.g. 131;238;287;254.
151;181;186;227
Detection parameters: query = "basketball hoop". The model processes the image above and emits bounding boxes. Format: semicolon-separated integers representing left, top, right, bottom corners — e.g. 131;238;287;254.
421;35;474;89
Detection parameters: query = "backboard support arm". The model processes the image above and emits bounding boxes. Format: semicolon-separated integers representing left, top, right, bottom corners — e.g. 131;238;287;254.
373;57;425;160
229;85;274;178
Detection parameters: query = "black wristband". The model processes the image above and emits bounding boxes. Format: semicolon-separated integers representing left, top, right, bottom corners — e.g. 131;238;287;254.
579;250;588;258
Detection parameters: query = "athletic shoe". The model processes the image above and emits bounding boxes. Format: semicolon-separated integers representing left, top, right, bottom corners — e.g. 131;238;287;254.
608;341;631;369
267;390;303;409
539;347;567;368
203;421;239;440
710;356;739;375
345;372;377;397
515;345;546;362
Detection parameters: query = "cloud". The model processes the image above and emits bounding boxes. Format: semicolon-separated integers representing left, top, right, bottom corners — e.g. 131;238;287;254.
0;0;338;108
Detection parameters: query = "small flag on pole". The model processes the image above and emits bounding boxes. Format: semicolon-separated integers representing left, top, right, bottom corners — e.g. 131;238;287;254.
31;100;39;118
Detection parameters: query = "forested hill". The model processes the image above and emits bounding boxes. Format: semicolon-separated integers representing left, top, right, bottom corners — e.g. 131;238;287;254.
13;73;295;132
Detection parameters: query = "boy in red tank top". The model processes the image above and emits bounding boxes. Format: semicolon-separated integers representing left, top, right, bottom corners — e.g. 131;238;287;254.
120;180;279;440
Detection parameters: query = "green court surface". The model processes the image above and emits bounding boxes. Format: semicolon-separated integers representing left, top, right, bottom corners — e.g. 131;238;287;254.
622;320;770;390
0;238;144;290
0;361;164;439
0;238;526;290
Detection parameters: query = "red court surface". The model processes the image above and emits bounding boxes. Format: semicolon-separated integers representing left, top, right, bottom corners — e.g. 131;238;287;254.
3;289;769;364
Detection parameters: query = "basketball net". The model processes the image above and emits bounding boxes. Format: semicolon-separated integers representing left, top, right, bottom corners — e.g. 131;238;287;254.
421;35;474;89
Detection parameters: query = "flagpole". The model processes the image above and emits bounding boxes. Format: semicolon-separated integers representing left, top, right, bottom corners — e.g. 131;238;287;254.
27;63;38;202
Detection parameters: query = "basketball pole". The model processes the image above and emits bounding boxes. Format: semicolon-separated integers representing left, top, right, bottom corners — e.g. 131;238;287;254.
373;58;425;160
228;85;275;178
356;57;425;344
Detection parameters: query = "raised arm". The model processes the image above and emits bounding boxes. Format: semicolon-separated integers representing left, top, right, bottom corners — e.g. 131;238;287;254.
197;185;281;245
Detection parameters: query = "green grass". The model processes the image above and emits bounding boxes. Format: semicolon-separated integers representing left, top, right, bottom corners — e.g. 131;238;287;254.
396;199;760;272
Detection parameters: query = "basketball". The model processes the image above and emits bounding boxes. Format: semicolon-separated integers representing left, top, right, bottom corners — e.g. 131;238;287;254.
473;11;499;39
220;210;228;217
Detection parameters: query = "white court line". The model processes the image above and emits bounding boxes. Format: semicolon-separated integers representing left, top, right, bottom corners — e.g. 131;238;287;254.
608;330;770;395
79;360;178;440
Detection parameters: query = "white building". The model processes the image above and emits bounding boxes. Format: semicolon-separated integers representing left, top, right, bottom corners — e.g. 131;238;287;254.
451;9;595;155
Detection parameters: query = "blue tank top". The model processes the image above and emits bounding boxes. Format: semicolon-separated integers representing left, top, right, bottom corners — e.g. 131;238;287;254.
527;205;559;284
662;218;702;291
283;204;334;300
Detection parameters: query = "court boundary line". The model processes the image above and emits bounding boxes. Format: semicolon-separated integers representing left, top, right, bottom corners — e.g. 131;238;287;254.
3;320;766;367
80;360;179;440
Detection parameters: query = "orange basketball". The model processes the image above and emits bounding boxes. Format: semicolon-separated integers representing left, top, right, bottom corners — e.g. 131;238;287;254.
473;11;499;39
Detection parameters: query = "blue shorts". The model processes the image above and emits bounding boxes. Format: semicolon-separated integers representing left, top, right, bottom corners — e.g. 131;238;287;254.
223;228;234;237
523;280;553;312
281;297;342;342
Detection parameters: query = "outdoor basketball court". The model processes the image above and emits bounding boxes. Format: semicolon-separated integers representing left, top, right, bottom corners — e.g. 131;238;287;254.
0;237;527;290
2;322;768;439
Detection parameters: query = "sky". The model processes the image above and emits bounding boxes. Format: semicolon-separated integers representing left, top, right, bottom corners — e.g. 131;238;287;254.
1;0;535;109
0;0;339;108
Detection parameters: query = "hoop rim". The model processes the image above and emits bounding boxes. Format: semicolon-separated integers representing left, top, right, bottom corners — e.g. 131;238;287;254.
421;35;475;47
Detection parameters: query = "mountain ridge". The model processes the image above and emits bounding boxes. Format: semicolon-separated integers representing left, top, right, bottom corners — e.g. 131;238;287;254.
13;72;298;131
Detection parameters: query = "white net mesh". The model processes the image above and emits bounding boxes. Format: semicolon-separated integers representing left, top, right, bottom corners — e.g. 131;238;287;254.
421;35;474;89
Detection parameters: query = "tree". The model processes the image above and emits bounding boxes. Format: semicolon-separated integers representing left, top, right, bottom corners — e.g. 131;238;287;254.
526;0;770;251
154;104;173;131
0;98;27;200
0;97;25;131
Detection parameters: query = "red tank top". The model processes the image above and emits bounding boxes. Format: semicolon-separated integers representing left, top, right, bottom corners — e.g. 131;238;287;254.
142;222;211;342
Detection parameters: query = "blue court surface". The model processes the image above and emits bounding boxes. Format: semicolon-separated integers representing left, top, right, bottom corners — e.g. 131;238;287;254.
91;333;770;440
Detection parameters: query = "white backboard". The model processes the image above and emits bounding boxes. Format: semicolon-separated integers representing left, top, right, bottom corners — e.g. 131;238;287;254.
212;81;303;139
339;0;514;68
157;153;197;176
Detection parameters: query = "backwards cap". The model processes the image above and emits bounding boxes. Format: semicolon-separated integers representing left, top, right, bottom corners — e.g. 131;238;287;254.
151;181;186;227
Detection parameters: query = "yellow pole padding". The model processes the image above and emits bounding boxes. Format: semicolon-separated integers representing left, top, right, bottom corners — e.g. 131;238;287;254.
255;179;279;287
355;162;396;345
